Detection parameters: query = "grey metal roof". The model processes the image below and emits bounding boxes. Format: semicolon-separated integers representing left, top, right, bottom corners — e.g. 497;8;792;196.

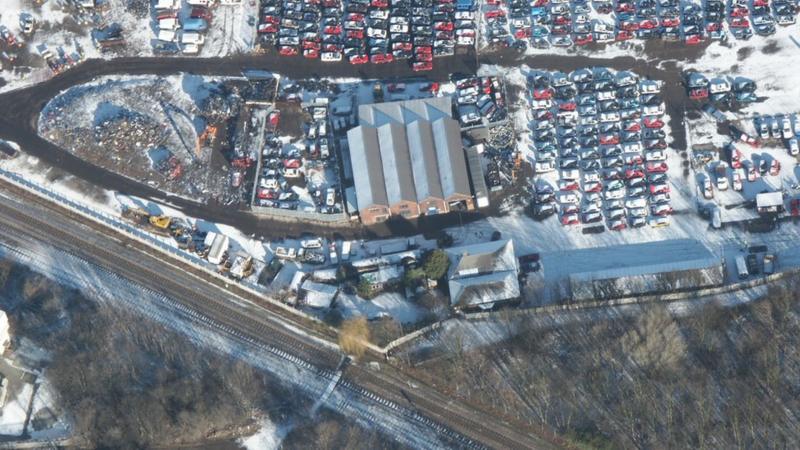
449;271;520;308
377;123;417;203
432;118;471;198
446;239;517;279
347;126;388;208
558;239;719;282
350;97;471;211
465;146;488;203
359;96;453;127
406;120;444;200
445;239;519;308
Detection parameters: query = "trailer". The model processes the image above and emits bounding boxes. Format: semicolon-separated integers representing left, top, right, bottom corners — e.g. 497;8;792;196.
735;255;749;279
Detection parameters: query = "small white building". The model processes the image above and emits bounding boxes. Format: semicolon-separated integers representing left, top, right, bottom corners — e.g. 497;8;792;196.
300;280;338;308
205;232;230;265
756;191;784;214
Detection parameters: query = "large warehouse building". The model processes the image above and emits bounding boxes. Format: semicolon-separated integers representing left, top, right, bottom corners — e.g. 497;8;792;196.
346;97;487;225
564;239;724;301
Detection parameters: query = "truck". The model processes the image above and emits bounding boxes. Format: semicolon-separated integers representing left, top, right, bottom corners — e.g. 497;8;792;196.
341;241;351;261
735;255;749;279
763;253;776;275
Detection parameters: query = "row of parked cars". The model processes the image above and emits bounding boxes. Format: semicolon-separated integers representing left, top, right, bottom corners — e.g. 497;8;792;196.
754;113;800;155
724;0;797;40
685;71;757;103
480;0;798;50
527;67;673;230
254;103;342;214
258;0;477;70
454;75;508;126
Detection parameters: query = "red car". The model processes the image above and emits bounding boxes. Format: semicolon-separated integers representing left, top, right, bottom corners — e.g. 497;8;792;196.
485;10;506;18
731;6;749;17
770;159;781;176
599;134;620;145
685;34;704;45
689;88;709;100
730;17;750;28
706;22;721;32
532;88;553;100
514;28;531;39
258;23;278;33
347;29;364;39
649;183;670;194
639;18;658;29
661;17;680;27
584;182;603;193
279;46;298;56
616;30;634;41
412;61;433;71
625;169;645;179
558;101;577;111
561;214;580;226
324;25;342;34
303;40;321;50
434;21;454;31
616;4;635;13
303;48;319;59
415;45;432;54
263;15;280;24
416;52;433;62
624;121;641;132
371;0;388;7
347;13;365;21
371;53;389;63
349;54;369;64
575;34;593;45
643;117;664;128
610;220;627;231
620;21;639;31
646;161;668;173
559;180;580;191
553;16;571;25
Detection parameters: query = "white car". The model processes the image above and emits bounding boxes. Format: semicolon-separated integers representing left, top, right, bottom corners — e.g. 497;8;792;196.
788;138;799;156
649;216;671;227
534;159;556;173
321;52;342;62
628;207;648;217
646;150;666;161
604;188;626;200
732;169;743;191
782;117;794;139
560;169;580;180
625;198;647;209
558;192;580;204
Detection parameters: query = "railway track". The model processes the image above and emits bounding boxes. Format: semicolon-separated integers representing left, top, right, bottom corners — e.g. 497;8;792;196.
0;182;561;449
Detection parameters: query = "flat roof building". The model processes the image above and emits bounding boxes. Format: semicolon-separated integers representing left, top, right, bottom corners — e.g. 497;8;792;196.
347;97;483;225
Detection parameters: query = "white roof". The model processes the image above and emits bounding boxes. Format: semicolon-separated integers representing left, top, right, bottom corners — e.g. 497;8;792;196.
445;240;520;308
756;191;783;208
301;280;338;308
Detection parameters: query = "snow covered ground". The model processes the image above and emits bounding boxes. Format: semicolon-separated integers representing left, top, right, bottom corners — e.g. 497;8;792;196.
0;381;32;436
238;417;291;450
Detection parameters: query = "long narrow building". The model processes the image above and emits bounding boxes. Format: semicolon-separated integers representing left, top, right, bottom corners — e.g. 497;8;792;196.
347;97;481;225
